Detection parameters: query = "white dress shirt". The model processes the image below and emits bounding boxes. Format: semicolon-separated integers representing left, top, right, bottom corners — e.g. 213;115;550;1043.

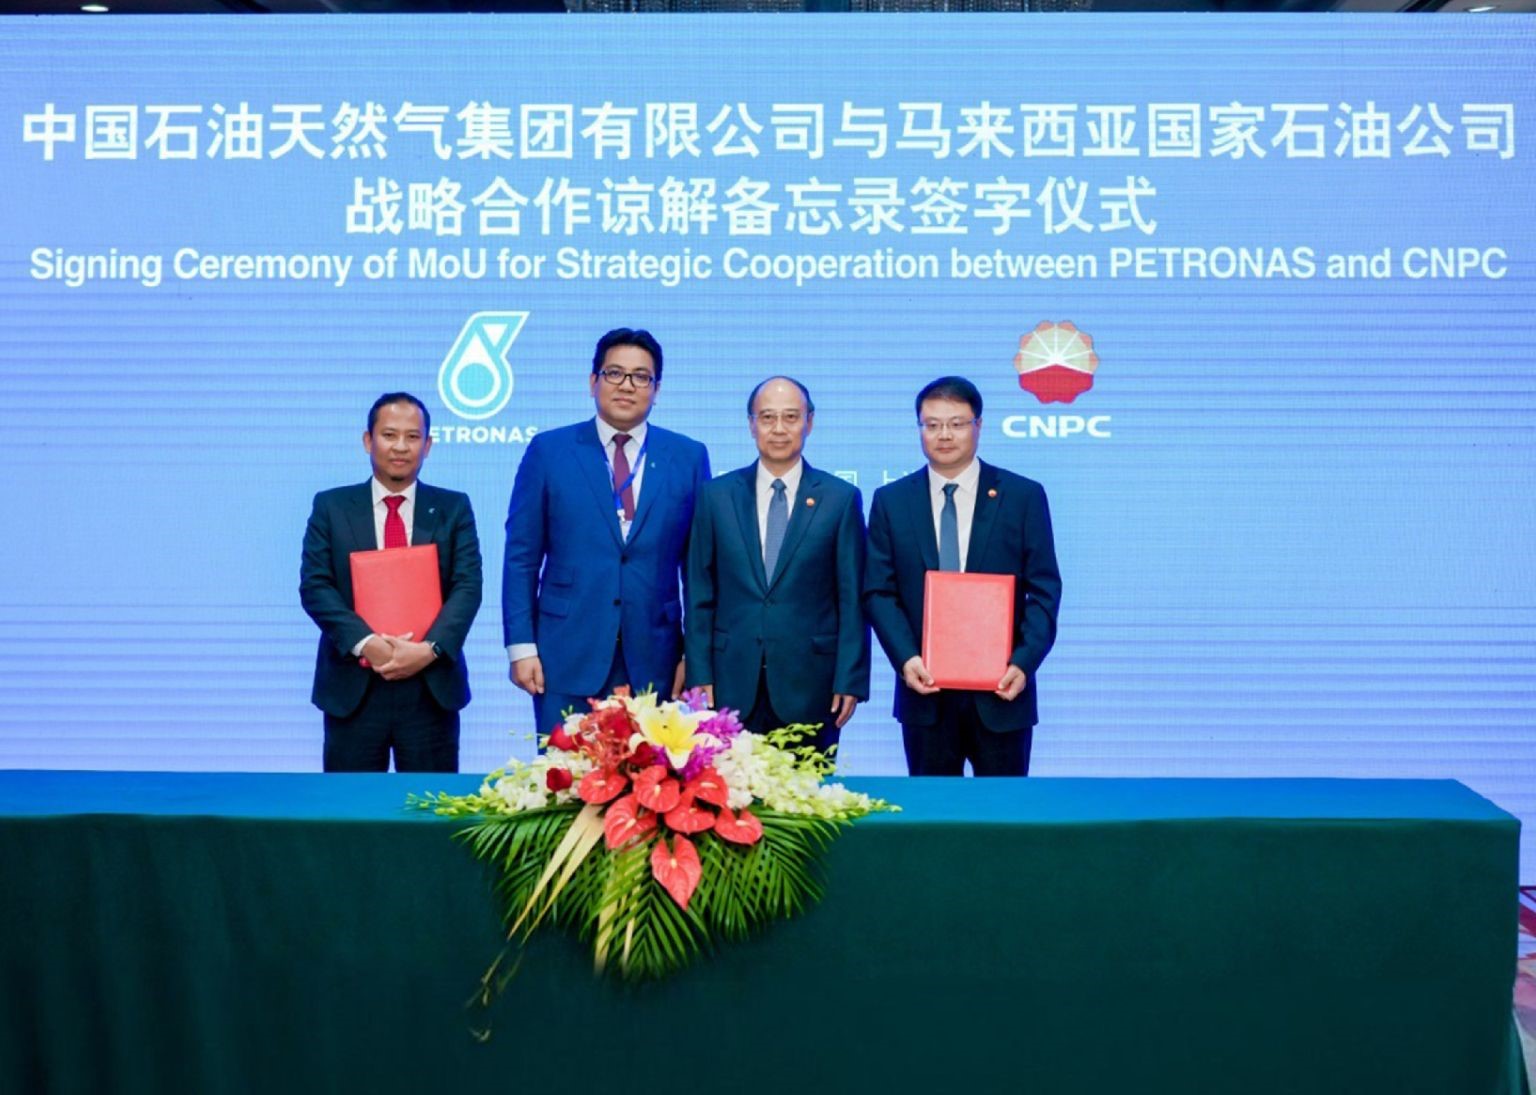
370;477;416;548
594;415;648;541
755;458;804;561
927;458;981;572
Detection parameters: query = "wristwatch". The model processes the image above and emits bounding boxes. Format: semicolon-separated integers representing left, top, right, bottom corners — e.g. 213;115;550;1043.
430;642;444;660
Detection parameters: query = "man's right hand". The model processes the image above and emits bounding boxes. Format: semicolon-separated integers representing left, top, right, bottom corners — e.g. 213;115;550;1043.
511;655;545;695
901;655;940;695
361;635;394;669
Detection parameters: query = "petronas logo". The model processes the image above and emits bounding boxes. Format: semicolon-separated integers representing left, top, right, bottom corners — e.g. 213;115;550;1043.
438;312;528;421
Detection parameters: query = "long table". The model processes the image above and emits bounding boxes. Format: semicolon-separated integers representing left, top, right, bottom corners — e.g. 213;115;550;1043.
0;773;1524;1095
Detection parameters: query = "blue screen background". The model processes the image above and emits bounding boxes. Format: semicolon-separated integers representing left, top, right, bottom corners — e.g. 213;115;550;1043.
2;16;1533;876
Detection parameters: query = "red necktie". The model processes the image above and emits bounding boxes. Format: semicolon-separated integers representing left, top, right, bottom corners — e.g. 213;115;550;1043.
612;434;636;522
383;494;408;549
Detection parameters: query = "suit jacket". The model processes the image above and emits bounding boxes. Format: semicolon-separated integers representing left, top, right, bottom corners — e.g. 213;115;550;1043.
863;460;1061;732
502;419;710;697
299;480;483;719
684;461;870;727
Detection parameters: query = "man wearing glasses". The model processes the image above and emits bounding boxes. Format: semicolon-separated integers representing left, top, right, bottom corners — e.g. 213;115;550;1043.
502;328;710;736
864;376;1062;776
684;377;870;758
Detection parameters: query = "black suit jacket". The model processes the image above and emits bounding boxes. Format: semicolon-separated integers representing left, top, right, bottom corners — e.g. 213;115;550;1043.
863;461;1061;732
684;461;870;727
300;480;482;719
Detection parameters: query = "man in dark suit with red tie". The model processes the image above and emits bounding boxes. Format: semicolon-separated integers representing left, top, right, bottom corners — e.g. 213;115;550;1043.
864;376;1061;776
300;392;482;772
502;329;710;735
685;377;869;757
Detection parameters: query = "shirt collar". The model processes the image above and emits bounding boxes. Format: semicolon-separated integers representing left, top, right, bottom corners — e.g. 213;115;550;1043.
372;478;418;506
756;458;804;495
928;458;980;497
595;415;648;450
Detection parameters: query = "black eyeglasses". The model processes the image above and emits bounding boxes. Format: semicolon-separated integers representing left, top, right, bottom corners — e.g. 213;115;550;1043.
597;367;656;389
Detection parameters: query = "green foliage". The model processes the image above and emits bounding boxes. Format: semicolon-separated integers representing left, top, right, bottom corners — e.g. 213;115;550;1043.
454;806;846;983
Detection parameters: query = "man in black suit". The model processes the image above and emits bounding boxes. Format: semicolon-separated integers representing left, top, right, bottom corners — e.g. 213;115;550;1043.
864;376;1061;776
685;377;869;756
300;392;482;772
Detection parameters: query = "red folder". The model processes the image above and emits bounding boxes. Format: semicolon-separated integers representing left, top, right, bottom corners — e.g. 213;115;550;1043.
350;543;443;644
922;571;1016;691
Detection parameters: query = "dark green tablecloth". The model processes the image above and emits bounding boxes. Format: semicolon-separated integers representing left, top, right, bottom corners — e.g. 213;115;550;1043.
0;773;1523;1095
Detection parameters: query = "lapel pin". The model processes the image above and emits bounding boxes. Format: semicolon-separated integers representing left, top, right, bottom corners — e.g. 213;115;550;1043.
806;497;816;507
987;489;998;498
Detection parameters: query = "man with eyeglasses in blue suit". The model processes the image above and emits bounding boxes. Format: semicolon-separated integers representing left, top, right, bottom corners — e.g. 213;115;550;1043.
502;328;710;737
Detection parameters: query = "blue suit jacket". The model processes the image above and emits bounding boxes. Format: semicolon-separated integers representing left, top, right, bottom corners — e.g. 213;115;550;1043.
863;460;1061;732
684;462;870;727
502;419;710;697
299;481;483;719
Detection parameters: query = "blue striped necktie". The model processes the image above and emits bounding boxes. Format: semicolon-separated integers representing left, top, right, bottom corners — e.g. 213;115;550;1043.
764;478;788;579
939;482;961;571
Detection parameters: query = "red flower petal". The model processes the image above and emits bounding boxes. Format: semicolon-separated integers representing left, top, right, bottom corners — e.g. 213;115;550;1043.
713;807;764;846
650;834;702;909
603;793;657;850
685;767;730;809
548;727;577;752
663;796;716;834
633;767;683;813
577;767;628;805
545;767;573;792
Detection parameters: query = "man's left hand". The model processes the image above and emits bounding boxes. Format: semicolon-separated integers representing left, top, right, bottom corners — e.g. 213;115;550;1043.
671;658;687;700
830;694;859;729
377;638;437;681
994;665;1027;702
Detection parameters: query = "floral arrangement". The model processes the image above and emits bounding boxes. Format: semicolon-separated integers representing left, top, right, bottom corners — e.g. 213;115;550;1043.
411;688;894;990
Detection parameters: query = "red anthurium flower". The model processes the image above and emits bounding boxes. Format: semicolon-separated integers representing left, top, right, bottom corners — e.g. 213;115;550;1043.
630;743;659;768
685;767;731;809
713;807;764;846
663;796;716;834
545;767;573;792
603;793;658;850
577;767;628;805
548;727;577;752
633;766;683;814
650;834;702;909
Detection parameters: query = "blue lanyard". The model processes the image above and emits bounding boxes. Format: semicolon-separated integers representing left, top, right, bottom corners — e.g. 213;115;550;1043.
610;433;648;513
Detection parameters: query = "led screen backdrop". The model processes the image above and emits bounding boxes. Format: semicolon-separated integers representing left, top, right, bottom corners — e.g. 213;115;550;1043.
2;15;1533;874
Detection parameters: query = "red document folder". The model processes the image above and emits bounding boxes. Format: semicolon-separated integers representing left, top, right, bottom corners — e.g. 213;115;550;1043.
349;543;443;644
922;571;1016;691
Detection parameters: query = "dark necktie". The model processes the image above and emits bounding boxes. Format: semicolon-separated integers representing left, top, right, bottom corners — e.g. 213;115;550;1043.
383;494;408;549
763;478;788;580
939;482;961;571
612;433;636;522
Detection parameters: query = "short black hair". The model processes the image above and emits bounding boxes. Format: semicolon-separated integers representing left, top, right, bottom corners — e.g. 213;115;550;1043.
592;328;664;384
746;375;816;417
367;392;431;434
915;376;983;421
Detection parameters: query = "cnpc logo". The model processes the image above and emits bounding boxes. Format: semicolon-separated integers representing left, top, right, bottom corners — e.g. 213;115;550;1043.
1001;321;1112;441
437;311;527;421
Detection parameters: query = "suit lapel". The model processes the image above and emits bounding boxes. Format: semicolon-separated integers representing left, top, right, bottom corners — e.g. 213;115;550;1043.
575;419;625;549
626;428;664;544
730;464;769;594
966;462;1002;571
907;469;940;572
412;483;441;546
765;462;823;593
344;482;375;554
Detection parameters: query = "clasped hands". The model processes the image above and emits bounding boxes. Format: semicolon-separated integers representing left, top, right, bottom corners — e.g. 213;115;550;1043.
902;656;1026;702
361;632;436;681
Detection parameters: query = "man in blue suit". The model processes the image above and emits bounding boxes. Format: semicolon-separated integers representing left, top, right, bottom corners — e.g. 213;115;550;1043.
685;377;869;756
503;328;710;735
864;376;1061;776
300;392;483;772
